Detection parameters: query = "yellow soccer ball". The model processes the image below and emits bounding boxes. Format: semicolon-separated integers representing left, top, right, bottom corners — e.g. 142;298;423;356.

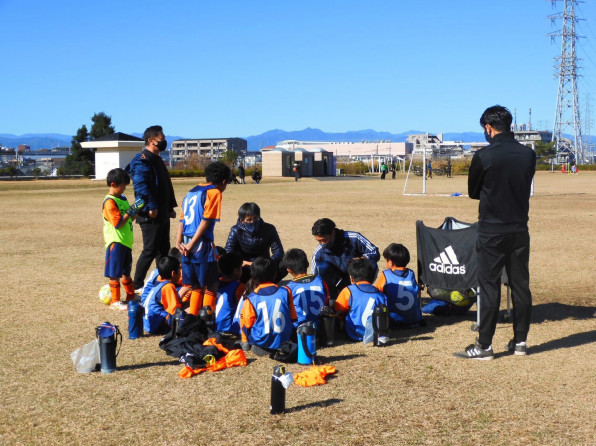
99;284;112;305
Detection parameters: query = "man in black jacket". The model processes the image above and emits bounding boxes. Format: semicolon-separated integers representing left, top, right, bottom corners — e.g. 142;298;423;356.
455;105;536;360
126;125;178;291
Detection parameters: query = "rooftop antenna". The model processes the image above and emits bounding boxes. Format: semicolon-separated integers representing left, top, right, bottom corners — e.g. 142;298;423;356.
548;0;585;163
514;108;518;131
529;108;532;131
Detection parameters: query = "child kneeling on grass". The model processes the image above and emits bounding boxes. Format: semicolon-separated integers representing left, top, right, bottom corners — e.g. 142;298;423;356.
143;255;183;335
334;258;388;342
215;252;245;335
240;258;297;355
374;243;423;327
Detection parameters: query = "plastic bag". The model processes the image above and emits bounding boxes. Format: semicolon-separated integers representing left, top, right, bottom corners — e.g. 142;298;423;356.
362;317;374;345
71;339;100;373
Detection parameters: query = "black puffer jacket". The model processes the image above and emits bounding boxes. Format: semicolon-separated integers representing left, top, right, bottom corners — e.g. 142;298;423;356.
224;219;284;263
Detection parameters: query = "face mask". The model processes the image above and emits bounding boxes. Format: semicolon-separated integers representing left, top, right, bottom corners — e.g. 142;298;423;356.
483;129;492;143
242;218;260;234
156;139;167;152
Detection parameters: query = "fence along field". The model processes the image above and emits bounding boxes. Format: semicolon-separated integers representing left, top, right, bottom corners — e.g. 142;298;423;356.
0;172;594;445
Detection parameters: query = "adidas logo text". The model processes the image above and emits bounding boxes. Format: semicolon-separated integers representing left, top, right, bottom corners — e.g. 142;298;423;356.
429;245;466;275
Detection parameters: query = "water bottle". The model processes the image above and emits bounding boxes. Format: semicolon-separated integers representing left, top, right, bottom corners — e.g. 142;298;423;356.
127;301;143;340
297;321;317;365
96;322;120;373
270;365;286;414
373;304;390;347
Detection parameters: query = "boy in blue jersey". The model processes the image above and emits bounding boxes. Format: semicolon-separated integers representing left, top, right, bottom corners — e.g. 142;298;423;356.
374;243;423;327
176;162;231;316
240;258;298;355
143;255;183;334
282;248;329;329
334;258;388;342
140;247;185;306
215;252;245;335
102;168;144;310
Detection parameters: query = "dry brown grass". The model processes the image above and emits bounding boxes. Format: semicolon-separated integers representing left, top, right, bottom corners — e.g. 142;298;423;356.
0;172;594;445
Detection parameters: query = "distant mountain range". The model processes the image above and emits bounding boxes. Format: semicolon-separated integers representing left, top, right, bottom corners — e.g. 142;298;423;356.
1;129;593;151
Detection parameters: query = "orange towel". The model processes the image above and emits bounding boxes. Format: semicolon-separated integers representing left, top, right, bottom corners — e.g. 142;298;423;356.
293;365;337;387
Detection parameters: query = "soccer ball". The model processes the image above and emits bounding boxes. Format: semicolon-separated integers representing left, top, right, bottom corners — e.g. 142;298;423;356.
450;289;476;307
99;284;112;305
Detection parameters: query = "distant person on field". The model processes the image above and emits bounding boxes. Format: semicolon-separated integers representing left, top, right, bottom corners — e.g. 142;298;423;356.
238;164;246;184
126;125;178;293
311;218;380;300
426;160;432;179
142;255;183;334
283;248;329;329
446;158;452;178
455;105;536;360
240;258;297;355
374;243;422;326
176;161;231;316
252;169;262;184
293;163;301;182
380;162;387;180
333;258;388;342
102;168;145;310
391;162;396;179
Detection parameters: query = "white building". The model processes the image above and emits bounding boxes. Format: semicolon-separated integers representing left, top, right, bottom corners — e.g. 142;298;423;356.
81;132;144;181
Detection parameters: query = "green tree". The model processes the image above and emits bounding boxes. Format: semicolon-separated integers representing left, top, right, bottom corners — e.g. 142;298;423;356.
64;112;115;176
4;165;17;178
534;141;556;162
31;167;42;178
221;149;239;167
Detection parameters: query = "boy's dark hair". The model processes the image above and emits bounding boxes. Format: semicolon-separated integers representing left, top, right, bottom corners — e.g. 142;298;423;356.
168;247;181;262
347;258;375;283
479;105;513;133
143;125;163;145
157;255;180;280
218;252;242;277
282;248;309;275
312;218;336;236
238;202;261;220
250;257;276;284
106;168;130;187
382;243;410;267
206;162;231;185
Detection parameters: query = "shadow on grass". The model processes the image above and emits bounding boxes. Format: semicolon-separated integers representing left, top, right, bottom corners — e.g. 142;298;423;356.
117;359;180;371
529;330;596;355
531;302;595;323
286;398;343;413
317;353;366;363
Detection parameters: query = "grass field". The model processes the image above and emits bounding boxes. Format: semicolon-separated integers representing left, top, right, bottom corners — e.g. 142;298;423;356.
1;171;594;445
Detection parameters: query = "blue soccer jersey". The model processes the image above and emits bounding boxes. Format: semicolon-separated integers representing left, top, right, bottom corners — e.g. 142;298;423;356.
242;284;296;350
215;279;243;334
180;184;220;263
143;281;169;334
377;268;421;325
140;267;160;306
335;282;387;341
286;275;329;328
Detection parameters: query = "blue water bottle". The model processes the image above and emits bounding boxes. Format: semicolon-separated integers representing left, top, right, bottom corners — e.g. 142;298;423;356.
96;322;121;374
128;301;143;340
297;321;317;365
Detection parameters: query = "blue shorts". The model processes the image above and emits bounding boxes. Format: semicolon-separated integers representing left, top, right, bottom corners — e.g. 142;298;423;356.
104;242;132;278
181;256;218;288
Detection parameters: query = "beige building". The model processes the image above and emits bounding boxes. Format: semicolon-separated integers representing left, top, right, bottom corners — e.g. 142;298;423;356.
272;140;413;158
81;132;144;181
170;138;247;162
262;147;335;177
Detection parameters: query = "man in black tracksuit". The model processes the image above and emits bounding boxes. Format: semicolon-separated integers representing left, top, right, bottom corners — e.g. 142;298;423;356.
455;105;536;360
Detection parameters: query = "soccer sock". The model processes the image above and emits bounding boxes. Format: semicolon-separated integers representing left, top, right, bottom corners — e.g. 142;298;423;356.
109;279;120;304
180;288;192;303
203;290;217;312
122;278;135;301
189;289;204;316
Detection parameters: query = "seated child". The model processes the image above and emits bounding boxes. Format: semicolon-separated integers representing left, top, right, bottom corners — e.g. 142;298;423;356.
140;247;184;306
215;252;246;335
283;248;329;329
240;258;297;354
334;258;388;341
102;168;144;310
143;255;183;335
374;243;422;326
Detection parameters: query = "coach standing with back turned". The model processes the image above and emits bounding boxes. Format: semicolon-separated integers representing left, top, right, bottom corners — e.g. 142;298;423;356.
126;125;178;293
455;105;536;360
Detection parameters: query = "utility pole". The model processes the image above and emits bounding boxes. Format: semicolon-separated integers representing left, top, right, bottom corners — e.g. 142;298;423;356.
548;0;585;164
585;94;593;161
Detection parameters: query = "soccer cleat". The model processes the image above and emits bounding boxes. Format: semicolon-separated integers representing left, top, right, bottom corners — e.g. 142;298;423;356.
454;341;494;360
506;339;527;356
110;301;128;311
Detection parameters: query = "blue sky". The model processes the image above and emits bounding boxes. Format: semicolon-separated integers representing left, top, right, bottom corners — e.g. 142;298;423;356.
1;0;595;138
